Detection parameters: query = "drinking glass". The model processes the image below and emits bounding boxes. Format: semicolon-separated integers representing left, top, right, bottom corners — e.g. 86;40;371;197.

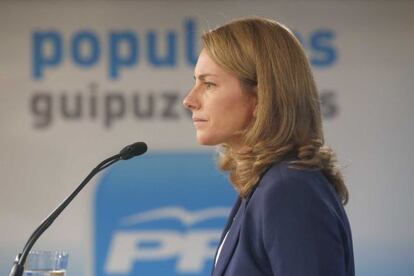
23;250;68;276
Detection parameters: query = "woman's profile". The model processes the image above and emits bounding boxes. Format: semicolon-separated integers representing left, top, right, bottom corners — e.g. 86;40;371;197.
183;17;354;276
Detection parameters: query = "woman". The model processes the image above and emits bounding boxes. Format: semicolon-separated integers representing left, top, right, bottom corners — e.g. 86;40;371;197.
183;17;354;276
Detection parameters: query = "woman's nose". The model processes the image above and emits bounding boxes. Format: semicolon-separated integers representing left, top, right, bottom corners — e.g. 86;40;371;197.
183;88;200;110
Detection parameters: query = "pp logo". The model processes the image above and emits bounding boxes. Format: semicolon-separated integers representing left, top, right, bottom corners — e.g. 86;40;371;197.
105;207;230;273
95;153;236;275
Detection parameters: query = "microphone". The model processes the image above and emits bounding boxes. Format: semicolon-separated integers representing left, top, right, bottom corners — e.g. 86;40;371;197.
120;141;148;160
9;142;148;276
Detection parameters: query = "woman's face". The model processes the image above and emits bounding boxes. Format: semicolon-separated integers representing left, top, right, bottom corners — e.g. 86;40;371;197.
183;49;256;150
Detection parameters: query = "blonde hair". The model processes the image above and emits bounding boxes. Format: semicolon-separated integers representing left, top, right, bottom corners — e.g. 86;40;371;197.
202;17;349;204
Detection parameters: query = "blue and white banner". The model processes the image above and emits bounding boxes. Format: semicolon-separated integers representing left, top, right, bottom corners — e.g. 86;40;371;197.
0;1;413;275
95;153;235;275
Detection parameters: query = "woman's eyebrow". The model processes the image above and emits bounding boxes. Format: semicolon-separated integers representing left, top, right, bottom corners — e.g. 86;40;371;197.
193;73;218;81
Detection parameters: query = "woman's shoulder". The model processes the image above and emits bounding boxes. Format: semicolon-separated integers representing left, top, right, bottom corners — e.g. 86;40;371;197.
257;160;328;194
249;160;344;216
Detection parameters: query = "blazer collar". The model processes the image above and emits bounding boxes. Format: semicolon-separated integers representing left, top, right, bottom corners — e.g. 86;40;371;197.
212;198;246;276
219;197;242;244
211;160;284;275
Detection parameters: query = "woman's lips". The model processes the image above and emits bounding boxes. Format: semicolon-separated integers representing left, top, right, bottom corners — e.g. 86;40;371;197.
193;117;208;127
193;117;207;122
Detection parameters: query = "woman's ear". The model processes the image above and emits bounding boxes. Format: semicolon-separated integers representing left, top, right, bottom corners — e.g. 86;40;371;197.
251;87;258;118
253;104;258;118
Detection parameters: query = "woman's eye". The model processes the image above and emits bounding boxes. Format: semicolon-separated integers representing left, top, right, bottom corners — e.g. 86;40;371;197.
205;82;215;89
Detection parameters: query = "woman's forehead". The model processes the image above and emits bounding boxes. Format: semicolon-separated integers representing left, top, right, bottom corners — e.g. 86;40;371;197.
194;50;233;79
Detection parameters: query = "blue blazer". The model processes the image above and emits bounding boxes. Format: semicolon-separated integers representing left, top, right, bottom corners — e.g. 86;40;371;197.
212;161;354;276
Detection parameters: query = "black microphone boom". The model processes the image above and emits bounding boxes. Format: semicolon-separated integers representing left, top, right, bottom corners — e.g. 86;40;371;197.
9;142;148;276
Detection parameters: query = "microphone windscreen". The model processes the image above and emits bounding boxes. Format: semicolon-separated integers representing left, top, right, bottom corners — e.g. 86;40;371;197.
120;142;148;160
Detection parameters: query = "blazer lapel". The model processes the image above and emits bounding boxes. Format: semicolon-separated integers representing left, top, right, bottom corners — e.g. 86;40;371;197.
212;199;246;276
218;198;242;246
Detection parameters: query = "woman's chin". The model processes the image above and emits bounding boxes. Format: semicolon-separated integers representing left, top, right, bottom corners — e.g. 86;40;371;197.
196;134;219;146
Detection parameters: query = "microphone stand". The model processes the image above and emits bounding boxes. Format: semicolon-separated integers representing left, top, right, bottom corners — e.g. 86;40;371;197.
9;142;147;276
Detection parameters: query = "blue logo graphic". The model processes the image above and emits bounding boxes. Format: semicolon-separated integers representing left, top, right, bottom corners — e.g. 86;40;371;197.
94;152;236;275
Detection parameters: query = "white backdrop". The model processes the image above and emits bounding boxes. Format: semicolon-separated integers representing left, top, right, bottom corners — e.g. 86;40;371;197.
0;0;413;275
